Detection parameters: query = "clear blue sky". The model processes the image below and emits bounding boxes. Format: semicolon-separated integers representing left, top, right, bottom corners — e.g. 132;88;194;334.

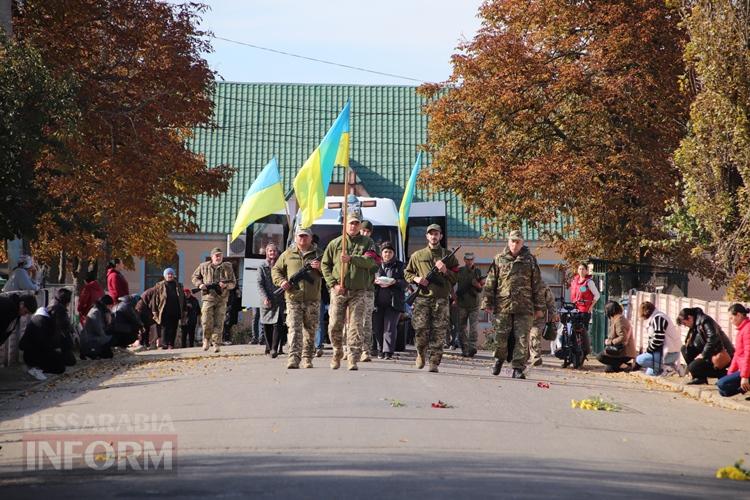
188;0;483;85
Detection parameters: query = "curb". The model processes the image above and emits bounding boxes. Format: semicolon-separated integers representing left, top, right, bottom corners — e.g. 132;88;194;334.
629;371;750;413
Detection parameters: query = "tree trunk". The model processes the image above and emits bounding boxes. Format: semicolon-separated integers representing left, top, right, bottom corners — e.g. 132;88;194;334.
57;250;66;283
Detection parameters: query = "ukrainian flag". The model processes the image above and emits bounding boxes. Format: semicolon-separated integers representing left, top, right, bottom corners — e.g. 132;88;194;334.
293;101;350;228
231;157;286;241
398;152;422;241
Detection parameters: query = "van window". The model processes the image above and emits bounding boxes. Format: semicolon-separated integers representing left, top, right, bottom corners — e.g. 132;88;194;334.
250;222;285;257
311;225;399;256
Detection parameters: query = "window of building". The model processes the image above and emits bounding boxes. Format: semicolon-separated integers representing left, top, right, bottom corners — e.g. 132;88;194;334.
144;255;179;290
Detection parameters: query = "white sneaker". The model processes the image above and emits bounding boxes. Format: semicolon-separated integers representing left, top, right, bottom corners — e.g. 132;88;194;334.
28;367;47;381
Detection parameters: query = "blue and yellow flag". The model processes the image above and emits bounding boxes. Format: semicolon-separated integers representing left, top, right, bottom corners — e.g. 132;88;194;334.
231;157;286;241
398;152;422;241
293;101;350;228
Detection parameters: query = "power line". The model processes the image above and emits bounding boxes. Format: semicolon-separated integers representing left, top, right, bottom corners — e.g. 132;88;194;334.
211;35;426;84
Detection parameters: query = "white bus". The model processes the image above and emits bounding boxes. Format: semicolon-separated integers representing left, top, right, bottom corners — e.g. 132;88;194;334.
239;196;446;309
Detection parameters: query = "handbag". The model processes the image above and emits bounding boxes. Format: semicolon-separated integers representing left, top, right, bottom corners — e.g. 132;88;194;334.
542;321;557;341
711;348;731;370
604;343;626;356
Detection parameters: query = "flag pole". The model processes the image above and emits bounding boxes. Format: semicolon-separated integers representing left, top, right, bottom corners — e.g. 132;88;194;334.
341;166;350;287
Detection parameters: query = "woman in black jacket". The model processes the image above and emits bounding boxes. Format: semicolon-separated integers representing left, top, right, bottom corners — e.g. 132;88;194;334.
677;307;735;385
373;241;407;359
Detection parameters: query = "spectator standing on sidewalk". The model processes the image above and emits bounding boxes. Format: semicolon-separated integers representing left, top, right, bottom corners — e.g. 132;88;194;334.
191;247;236;353
106;259;129;302
152;268;185;350
181;288;200;348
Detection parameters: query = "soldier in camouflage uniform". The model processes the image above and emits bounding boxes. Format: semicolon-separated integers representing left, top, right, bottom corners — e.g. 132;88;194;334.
456;252;484;357
528;285;559;367
321;212;379;371
404;224;459;373
359;220;376;362
481;230;545;379
272;227;323;369
191;247;237;353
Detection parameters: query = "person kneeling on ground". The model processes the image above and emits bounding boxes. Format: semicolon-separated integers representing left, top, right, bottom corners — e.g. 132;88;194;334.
716;303;750;397
635;301;681;376
0;293;37;346
597;300;636;373
19;305;67;380
80;295;114;360
110;294;143;348
678;307;735;385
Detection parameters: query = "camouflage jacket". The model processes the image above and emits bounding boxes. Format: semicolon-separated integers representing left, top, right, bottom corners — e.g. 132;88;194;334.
456;266;483;309
480;246;545;315
191;261;236;303
404;246;459;300
272;244;323;303
321;233;378;291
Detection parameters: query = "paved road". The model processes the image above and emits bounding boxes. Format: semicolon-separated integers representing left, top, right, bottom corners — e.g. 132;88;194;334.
1;346;748;498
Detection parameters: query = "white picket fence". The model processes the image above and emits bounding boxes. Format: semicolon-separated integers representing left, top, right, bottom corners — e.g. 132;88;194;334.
627;291;742;354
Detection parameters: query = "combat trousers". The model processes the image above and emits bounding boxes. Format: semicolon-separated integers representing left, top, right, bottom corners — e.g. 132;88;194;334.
328;289;368;361
493;313;533;369
412;296;450;366
362;289;375;354
458;306;479;353
286;300;320;363
201;300;227;346
528;318;545;365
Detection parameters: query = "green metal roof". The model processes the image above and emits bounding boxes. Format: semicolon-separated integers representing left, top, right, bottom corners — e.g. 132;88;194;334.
189;82;562;239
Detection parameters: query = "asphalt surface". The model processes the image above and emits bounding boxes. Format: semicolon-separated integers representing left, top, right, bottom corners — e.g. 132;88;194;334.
1;345;748;498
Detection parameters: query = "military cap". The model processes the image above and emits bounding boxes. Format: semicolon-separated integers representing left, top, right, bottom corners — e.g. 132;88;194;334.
348;211;362;222
463;252;475;260
425;223;442;234
296;227;312;236
508;230;524;241
361;220;373;231
210;247;223;255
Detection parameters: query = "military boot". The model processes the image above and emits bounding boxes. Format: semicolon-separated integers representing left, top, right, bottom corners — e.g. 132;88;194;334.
512;368;526;379
415;349;426;369
428;364;439;373
491;358;503;376
202;338;210;351
287;358;299;369
330;350;343;370
347;355;358;371
302;358;313;369
213;344;220;353
360;351;371;362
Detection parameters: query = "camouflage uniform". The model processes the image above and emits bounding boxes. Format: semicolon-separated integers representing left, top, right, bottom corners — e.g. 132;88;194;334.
456;265;483;355
272;243;323;367
405;246;459;367
321;232;378;367
481;245;545;369
528;286;557;366
361;288;375;356
191;260;236;348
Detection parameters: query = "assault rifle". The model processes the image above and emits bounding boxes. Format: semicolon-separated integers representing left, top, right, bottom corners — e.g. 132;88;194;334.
191;280;233;295
273;261;317;296
405;246;461;306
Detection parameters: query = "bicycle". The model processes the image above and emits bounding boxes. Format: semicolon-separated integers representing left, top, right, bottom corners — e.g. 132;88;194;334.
554;301;589;369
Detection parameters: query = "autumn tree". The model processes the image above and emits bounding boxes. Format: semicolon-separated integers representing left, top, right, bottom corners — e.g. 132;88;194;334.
13;0;233;273
420;0;689;264
668;0;750;296
0;37;77;242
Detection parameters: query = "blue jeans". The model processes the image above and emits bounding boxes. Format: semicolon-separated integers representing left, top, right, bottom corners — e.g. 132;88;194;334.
716;371;744;397
315;303;329;349
635;351;679;376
